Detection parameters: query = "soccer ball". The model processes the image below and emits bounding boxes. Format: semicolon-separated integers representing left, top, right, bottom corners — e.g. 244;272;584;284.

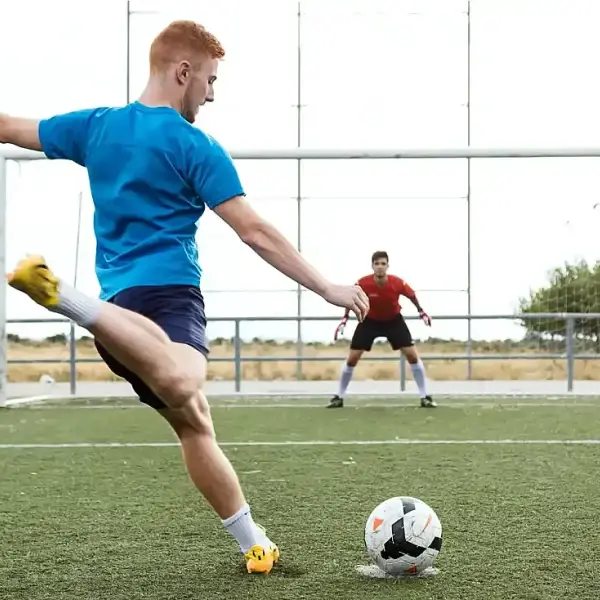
364;496;442;576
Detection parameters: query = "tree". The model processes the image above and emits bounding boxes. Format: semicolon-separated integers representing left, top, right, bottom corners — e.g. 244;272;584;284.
519;260;600;348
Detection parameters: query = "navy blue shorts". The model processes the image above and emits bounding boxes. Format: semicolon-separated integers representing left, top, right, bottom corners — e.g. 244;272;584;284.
95;285;208;410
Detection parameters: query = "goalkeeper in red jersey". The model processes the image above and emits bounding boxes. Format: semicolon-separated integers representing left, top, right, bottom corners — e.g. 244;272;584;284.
326;250;437;408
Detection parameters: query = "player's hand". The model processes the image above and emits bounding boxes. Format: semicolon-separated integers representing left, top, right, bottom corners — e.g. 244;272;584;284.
419;310;432;327
334;317;348;341
323;284;369;322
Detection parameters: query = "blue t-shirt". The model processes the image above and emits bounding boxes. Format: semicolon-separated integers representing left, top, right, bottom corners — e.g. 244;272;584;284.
38;102;244;300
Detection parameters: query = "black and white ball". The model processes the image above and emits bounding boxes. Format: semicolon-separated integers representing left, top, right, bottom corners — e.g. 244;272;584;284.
364;496;442;576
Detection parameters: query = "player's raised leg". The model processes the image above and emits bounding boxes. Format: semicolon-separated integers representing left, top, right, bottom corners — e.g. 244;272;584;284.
7;255;278;573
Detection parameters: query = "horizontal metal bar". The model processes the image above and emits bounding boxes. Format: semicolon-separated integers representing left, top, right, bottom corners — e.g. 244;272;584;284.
5;146;600;161
6;357;235;364
213;354;580;362
200;287;469;295
7;318;71;324
7;353;600;365
8;358;74;364
7;313;600;326
212;313;600;321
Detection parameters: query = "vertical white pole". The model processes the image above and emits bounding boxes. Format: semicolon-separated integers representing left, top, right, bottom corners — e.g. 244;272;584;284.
0;157;8;407
466;0;473;379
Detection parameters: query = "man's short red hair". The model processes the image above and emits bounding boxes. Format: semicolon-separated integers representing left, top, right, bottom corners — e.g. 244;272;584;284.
149;20;225;73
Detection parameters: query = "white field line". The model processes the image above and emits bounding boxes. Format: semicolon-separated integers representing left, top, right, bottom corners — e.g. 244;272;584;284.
1;439;600;450
4;395;54;407
7;401;600;409
6;391;600;409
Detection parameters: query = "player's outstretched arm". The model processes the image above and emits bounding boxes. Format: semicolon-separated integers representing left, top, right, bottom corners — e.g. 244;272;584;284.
213;197;369;320
190;133;368;319
215;196;329;296
1;109;99;165
0;114;42;151
401;280;432;326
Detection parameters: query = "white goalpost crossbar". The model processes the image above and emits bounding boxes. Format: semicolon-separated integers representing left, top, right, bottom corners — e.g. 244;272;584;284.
2;144;600;406
5;146;600;161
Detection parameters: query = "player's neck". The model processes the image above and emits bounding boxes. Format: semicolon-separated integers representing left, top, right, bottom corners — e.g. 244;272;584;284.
373;274;388;286
138;80;182;114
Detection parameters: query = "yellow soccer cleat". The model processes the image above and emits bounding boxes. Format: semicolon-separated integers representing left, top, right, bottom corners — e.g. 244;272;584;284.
7;255;60;308
244;541;280;574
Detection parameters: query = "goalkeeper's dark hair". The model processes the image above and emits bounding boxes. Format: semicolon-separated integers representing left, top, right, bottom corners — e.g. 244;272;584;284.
371;251;389;263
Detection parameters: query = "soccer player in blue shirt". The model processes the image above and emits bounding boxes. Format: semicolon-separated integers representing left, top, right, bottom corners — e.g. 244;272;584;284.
0;20;369;574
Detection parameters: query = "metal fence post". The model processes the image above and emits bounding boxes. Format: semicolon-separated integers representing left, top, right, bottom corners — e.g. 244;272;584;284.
69;322;77;395
400;353;406;391
234;319;242;393
565;316;575;392
466;314;473;380
295;316;303;381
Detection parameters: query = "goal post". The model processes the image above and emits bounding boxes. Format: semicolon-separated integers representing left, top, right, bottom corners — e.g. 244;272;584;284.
6;146;600;161
0;156;6;407
2;144;600;406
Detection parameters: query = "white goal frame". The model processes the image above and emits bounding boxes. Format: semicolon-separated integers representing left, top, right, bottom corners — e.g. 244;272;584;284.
2;144;600;406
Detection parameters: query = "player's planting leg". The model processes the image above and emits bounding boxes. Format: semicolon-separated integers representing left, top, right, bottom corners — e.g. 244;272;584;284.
157;350;279;574
7;256;278;573
327;349;364;408
401;346;437;408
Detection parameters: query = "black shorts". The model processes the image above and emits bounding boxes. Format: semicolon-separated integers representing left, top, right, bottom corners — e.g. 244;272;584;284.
350;315;413;352
95;285;208;410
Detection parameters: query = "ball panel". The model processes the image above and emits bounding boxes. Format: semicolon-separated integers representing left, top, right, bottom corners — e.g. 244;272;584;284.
381;518;428;560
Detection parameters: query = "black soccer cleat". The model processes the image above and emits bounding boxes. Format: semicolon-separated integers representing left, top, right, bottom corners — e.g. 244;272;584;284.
420;395;437;408
326;395;344;408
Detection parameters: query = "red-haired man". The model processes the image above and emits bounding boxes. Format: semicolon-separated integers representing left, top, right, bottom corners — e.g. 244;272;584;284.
1;20;369;574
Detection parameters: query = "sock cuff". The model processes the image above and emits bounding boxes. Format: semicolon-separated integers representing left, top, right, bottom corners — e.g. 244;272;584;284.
222;503;250;527
409;360;424;370
54;279;102;328
343;364;355;372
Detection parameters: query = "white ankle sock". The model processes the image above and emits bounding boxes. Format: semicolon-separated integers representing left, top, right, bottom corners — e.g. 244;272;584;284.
410;359;428;397
49;280;102;328
337;364;354;398
222;504;270;553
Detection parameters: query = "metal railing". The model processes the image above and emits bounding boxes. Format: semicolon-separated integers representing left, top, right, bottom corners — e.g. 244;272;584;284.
4;145;600;401
4;313;600;396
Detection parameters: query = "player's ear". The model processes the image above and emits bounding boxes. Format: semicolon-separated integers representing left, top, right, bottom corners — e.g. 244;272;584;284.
176;61;191;85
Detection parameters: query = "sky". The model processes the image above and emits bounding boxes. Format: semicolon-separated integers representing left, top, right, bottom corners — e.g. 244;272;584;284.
1;0;600;344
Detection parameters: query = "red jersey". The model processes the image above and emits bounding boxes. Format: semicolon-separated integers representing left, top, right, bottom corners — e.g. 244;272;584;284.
356;275;416;321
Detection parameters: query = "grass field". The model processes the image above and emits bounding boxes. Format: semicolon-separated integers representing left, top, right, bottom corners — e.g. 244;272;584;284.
2;395;600;600
7;338;600;382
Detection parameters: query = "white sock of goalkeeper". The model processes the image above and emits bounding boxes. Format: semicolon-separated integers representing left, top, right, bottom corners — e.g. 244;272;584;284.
337;364;355;398
409;360;428;397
